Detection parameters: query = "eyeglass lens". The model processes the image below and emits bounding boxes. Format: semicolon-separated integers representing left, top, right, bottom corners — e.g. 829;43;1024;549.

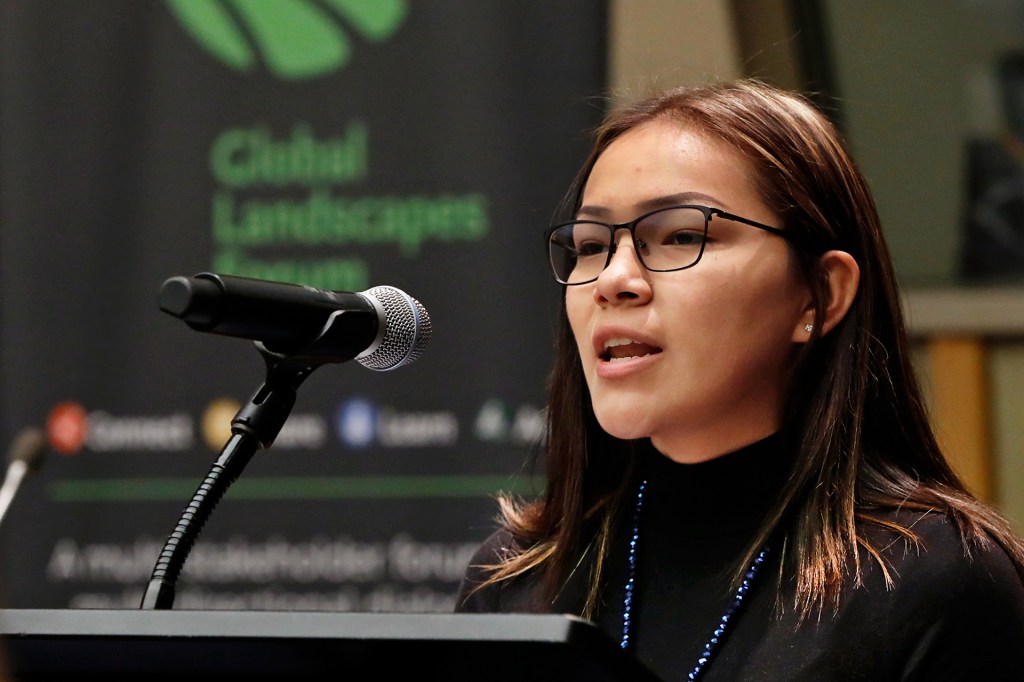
548;206;708;284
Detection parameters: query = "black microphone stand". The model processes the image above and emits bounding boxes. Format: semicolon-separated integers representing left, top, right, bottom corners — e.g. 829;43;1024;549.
140;308;378;610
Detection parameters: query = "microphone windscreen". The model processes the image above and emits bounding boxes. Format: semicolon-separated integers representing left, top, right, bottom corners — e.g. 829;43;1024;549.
6;427;47;471
356;286;432;371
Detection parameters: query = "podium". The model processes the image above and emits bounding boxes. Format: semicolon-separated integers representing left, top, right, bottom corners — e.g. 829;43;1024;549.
0;608;662;680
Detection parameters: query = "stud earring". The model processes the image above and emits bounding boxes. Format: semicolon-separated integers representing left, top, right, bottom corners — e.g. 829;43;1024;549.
804;324;814;333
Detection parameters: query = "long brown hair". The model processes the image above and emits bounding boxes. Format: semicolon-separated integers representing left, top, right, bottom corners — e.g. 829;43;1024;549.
477;79;1024;620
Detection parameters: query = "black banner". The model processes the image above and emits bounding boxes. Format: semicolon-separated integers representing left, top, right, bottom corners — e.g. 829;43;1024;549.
0;0;607;610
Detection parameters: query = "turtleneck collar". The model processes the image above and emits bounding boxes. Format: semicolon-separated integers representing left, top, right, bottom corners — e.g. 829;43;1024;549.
637;431;794;537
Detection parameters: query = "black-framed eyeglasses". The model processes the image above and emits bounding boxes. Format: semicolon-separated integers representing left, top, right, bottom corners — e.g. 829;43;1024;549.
545;204;797;285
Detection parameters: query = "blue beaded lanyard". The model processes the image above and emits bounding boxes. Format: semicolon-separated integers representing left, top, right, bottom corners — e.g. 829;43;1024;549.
620;478;770;681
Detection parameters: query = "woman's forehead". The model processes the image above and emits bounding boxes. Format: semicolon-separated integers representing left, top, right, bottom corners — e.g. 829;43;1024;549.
581;121;762;216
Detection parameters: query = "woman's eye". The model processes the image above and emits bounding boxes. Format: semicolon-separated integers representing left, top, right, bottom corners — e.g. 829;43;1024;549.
665;230;706;246
575;240;609;257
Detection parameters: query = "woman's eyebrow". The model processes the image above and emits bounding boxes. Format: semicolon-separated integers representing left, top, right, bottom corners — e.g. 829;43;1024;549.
578;191;726;218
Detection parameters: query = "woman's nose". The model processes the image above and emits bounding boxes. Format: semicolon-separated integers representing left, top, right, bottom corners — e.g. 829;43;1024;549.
593;232;652;303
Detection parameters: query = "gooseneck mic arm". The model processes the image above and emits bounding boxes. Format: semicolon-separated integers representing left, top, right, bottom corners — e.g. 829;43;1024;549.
140;347;311;610
140;273;431;610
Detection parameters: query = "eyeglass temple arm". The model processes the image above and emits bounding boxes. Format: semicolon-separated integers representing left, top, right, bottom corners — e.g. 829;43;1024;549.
710;209;818;250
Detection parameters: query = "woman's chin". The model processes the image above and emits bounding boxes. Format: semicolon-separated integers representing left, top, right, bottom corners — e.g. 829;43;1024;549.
594;415;651;442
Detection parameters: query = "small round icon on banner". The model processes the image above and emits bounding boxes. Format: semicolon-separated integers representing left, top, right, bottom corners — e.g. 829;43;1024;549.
202;398;242;451
47;401;89;455
336;398;377;449
474;399;510;442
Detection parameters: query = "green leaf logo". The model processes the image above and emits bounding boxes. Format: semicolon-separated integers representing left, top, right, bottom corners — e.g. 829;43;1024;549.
167;0;408;79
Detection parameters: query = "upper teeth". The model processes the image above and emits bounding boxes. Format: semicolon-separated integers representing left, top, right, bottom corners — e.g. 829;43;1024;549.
604;337;637;349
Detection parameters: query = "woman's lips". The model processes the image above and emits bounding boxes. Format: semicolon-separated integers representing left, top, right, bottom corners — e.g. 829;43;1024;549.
601;337;663;362
593;334;664;378
595;348;661;377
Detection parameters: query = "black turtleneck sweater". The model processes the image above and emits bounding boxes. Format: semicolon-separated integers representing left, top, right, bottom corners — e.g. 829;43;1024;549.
454;435;1024;681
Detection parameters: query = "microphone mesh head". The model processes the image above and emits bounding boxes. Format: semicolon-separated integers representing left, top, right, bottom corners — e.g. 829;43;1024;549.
7;427;47;470
357;286;432;371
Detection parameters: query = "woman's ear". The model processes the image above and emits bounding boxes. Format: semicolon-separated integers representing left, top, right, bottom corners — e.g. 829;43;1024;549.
794;250;860;340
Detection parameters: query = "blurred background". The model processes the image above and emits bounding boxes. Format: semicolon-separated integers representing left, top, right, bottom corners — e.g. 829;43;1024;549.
1;0;1022;612
613;0;1024;527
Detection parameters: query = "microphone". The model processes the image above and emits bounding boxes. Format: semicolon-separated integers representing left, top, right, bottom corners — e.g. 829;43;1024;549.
158;272;431;370
0;427;47;529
